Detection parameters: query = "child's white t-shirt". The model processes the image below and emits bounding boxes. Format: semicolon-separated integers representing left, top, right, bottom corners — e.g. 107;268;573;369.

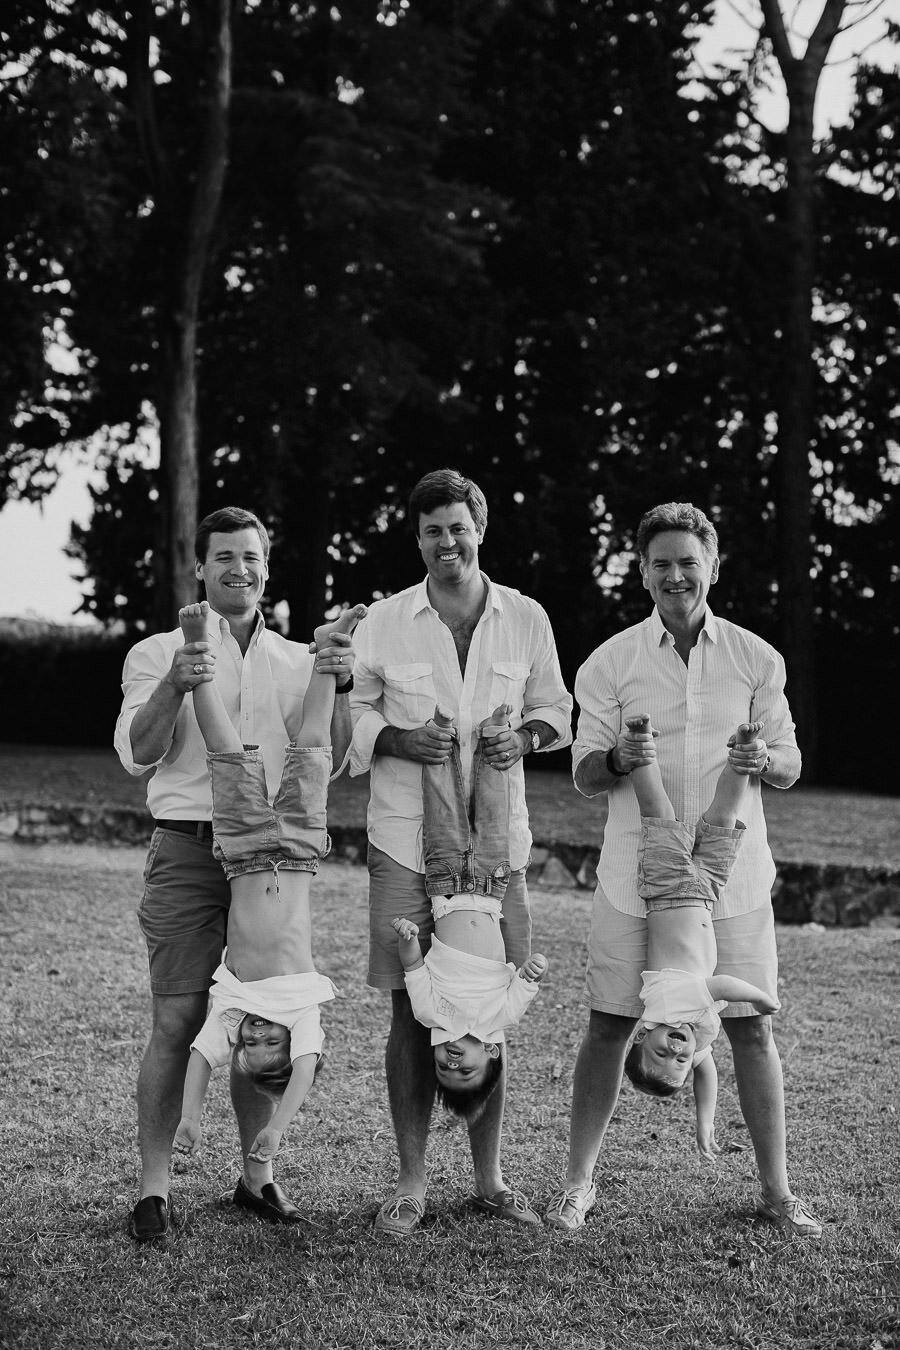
639;968;726;1055
404;936;539;1045
191;962;338;1068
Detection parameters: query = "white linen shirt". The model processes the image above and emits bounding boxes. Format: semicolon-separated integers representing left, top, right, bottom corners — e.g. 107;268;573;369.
114;608;318;819
349;575;573;873
573;607;798;919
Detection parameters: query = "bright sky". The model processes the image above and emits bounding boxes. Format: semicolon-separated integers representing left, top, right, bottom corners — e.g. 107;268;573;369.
2;0;895;625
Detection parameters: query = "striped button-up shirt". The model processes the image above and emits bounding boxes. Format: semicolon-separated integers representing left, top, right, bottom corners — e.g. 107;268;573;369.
573;607;799;918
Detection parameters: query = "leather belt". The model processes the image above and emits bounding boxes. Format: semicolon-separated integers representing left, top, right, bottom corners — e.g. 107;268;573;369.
152;818;214;842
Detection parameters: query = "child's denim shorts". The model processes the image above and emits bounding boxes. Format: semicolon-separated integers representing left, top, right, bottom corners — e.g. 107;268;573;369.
208;745;331;883
638;815;745;910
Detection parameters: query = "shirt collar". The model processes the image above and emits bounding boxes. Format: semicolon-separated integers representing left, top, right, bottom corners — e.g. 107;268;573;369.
649;605;719;647
412;573;502;618
207;607;267;647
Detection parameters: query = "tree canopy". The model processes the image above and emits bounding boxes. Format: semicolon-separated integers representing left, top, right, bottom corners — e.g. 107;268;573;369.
1;0;897;788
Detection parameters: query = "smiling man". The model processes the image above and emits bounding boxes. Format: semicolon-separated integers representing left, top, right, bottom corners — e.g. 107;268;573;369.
349;468;572;1237
115;506;355;1242
545;501;821;1239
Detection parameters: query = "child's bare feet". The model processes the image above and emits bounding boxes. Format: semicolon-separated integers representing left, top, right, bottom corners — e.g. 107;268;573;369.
626;714;653;736
736;720;764;746
481;703;512;738
312;602;367;653
179;601;210;645
432;707;456;731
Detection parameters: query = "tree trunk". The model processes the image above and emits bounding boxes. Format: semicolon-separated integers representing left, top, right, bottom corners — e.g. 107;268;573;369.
129;0;232;630
759;0;845;781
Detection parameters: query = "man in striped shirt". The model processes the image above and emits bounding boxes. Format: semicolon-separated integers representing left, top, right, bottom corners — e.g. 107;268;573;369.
545;501;821;1239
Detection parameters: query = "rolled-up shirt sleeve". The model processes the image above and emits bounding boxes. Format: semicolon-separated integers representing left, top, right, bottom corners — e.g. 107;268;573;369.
751;647;797;752
521;608;573;749
572;649;621;795
348;619;388;777
114;636;173;776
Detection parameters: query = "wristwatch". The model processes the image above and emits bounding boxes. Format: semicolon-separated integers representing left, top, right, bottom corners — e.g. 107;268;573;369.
521;726;541;754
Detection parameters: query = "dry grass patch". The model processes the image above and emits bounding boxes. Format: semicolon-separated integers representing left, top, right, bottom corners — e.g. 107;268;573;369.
1;844;898;1350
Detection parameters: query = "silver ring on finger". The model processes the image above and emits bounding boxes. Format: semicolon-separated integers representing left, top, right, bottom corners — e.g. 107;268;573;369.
193;663;204;675
338;655;344;664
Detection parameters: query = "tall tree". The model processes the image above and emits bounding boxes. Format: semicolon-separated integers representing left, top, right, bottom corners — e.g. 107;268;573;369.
126;1;233;626
756;0;847;774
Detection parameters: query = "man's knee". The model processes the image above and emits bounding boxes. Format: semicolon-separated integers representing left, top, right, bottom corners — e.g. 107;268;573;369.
723;1013;775;1054
149;992;208;1049
585;1009;636;1049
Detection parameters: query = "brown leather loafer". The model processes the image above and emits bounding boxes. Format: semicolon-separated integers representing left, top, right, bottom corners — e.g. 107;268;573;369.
129;1195;180;1243
233;1178;305;1224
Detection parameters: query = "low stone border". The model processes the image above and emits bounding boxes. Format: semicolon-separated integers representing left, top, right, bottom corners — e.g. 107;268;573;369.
3;802;899;928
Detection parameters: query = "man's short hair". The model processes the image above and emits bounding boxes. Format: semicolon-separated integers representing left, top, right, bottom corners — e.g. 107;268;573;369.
408;469;488;535
635;502;718;562
195;507;270;564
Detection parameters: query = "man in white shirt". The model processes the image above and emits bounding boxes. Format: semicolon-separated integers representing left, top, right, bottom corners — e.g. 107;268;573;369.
350;468;573;1237
545;501;822;1239
115;506;355;1242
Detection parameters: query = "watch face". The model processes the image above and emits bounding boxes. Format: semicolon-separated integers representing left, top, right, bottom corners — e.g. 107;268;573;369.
531;731;541;753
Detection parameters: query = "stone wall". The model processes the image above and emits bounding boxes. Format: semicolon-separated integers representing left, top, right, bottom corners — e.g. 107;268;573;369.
4;802;898;928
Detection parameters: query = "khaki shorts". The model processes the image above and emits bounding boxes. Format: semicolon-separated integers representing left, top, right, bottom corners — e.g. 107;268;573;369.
137;827;230;996
585;882;778;1020
366;844;531;990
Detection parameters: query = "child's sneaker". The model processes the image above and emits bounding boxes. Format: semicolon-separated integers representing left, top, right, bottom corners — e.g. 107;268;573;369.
756;1193;822;1237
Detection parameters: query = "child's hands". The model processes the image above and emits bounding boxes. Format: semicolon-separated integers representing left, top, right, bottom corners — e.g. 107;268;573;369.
519;953;549;983
696;1125;722;1163
751;993;780;1016
392;918;420;943
174;1118;202;1156
248;1126;284;1164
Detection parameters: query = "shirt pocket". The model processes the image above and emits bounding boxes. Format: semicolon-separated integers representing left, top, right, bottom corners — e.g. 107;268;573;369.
384;663;437;725
489;661;530;722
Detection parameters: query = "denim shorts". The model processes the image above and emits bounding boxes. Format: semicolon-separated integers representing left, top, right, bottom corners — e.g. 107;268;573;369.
422;740;511;900
637;815;745;908
208;745;331;881
366;844;531;990
137;827;230;996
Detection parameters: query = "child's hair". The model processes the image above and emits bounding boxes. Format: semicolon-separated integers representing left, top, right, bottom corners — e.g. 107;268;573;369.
232;1045;327;1100
624;1040;687;1099
234;1044;292;1098
434;1049;503;1122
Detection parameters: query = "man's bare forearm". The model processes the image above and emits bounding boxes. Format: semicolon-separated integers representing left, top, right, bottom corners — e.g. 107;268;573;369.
329;689;353;766
129;675;185;766
761;743;801;790
374;725;413;760
574;747;619;796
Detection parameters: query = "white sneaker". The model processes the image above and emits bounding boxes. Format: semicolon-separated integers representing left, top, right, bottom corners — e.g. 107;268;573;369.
756;1193;822;1238
545;1183;596;1232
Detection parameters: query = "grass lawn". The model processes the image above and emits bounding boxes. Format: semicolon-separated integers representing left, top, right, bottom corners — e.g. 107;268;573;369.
1;842;898;1350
